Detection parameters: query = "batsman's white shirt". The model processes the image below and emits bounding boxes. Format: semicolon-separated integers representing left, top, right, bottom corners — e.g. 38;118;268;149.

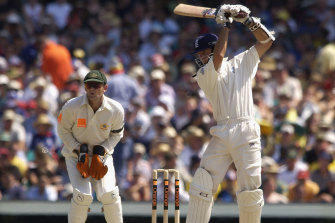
195;46;259;121
57;94;124;158
195;46;262;193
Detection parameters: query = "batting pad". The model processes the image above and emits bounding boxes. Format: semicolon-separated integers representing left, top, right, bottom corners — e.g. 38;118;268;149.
69;189;93;223
186;168;214;223
100;187;123;223
237;189;264;223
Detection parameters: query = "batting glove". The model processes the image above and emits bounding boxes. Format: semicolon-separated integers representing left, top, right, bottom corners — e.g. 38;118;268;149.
230;5;250;24
215;4;233;25
76;144;90;178
89;145;108;180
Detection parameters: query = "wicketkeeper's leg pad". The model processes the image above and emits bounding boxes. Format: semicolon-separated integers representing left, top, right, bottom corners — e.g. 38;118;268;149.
186;168;214;223
100;186;123;223
69;188;93;223
237;189;264;223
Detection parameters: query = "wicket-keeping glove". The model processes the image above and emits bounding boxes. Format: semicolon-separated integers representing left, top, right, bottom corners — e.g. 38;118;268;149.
76;144;90;178
89;145;108;180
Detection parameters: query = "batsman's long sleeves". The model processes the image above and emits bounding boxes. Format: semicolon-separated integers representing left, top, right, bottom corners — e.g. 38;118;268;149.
57;94;124;158
195;46;259;122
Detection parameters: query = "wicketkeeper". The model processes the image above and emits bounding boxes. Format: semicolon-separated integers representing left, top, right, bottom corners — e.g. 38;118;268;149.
57;70;124;223
186;4;275;223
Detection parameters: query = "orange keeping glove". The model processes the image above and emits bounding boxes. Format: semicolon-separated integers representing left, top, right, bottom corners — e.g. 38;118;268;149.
76;144;90;178
89;145;108;180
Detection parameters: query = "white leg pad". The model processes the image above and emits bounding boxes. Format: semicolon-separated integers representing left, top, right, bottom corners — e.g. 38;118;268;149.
186;168;214;223
237;189;264;223
69;189;93;223
100;187;123;223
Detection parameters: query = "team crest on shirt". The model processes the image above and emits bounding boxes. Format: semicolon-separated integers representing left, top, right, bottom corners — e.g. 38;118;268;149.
100;124;108;130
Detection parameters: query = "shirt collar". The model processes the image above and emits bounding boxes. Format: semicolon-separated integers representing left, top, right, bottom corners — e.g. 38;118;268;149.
81;94;112;111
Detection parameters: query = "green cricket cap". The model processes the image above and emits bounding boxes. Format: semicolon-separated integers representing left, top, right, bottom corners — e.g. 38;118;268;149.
83;70;107;84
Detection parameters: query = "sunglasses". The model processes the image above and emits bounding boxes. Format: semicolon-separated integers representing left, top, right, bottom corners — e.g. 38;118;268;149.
85;82;104;89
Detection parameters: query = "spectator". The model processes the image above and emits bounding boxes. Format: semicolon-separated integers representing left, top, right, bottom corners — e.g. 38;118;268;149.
0;74;9;114
123;169;151;201
263;61;303;109
126;143;151;183
287;170;319;203
87;35;113;72
149;141;171;170
262;158;288;195
35;33;74;90
23;0;43;27
45;0;72;30
105;56;140;111
216;168;238;203
128;65;148;98
32;145;57;175
303;113;321;152
278;147;309;186
305;131;335;170
156;151;189;203
172;95;197;132
310;151;335;191
29;114;58;159
145;68;175;111
23;99;59;149
123;143;152;200
138;23;166;71
25;171;58;201
0;141;27;176
314;174;335;203
23;76;59;114
143;105;169;145
0;109;26;152
262;163;289;204
271;123;297;164
179;126;208;175
127;96;151;141
0;147;11;171
0;165;25;200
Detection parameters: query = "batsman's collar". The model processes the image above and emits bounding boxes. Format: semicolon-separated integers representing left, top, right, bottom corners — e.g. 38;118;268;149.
84;70;107;84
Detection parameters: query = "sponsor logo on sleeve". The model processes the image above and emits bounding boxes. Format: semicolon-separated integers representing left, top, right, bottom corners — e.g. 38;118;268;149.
77;118;87;128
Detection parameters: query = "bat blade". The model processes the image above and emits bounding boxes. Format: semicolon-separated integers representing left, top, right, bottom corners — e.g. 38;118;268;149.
173;3;217;18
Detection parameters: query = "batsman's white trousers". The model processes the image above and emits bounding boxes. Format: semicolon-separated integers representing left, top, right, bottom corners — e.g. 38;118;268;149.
201;118;262;193
66;155;117;200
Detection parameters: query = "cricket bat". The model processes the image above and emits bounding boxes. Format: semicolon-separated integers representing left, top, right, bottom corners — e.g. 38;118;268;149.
173;3;217;18
173;3;247;19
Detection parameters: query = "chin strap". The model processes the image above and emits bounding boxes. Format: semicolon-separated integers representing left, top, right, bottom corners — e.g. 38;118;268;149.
244;17;275;43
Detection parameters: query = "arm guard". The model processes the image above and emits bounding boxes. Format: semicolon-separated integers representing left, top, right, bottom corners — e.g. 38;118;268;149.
244;17;275;43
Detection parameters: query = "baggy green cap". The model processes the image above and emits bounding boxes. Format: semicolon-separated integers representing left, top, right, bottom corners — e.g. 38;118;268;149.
83;70;107;84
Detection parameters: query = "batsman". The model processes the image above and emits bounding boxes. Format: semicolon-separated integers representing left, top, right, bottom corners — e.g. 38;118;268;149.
186;4;274;223
57;70;124;223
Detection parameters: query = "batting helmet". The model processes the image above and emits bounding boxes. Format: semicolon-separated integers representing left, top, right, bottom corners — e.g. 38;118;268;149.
193;33;218;54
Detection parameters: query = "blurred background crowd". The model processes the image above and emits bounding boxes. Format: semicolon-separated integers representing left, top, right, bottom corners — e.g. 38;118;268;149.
0;0;335;205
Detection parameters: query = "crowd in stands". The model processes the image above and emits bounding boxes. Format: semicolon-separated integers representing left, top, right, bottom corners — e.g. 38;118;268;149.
0;0;335;204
